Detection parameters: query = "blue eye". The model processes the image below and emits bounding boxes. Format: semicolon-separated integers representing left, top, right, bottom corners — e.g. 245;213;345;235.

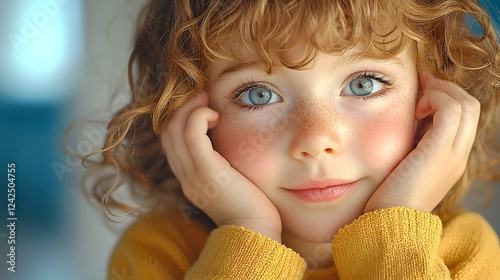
238;85;282;106
342;74;388;97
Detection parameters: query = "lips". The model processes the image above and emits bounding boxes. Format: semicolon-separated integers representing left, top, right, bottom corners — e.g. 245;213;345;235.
285;179;357;202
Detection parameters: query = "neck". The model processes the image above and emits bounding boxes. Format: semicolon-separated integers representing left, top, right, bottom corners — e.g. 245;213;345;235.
282;230;334;269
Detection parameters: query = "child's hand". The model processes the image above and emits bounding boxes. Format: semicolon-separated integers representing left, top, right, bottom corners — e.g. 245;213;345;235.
160;93;282;241
365;74;480;213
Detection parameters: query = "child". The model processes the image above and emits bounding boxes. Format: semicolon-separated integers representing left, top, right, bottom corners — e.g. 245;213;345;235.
84;0;500;278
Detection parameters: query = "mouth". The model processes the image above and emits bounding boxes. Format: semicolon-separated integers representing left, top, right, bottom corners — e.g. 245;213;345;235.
285;179;357;203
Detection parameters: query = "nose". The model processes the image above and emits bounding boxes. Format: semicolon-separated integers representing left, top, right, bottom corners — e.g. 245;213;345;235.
289;102;344;160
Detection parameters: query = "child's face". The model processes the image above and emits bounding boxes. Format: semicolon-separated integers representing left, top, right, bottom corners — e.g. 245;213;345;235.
207;44;419;243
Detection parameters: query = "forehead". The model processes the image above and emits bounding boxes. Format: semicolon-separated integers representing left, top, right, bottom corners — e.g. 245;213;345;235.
207;43;416;83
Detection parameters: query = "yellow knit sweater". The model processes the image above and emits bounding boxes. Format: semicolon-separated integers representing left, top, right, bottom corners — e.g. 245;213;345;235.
108;207;500;279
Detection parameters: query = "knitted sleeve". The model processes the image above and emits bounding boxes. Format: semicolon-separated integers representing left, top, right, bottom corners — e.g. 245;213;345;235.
108;212;211;279
109;207;499;279
439;211;500;279
108;212;306;279
186;225;306;279
331;207;500;280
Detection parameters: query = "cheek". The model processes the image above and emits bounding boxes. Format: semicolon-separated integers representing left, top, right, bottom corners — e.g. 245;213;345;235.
209;115;283;180
210;124;249;167
356;104;416;176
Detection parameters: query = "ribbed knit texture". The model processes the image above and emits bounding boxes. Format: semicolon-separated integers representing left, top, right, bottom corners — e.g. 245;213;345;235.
333;207;447;279
186;225;305;279
108;207;500;279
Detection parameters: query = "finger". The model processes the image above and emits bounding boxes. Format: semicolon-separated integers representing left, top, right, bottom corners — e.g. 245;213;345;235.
168;93;210;128
160;112;184;177
414;116;432;145
423;74;480;151
184;106;222;170
414;81;433;145
160;132;184;177
163;93;209;177
414;91;432;120
417;88;461;150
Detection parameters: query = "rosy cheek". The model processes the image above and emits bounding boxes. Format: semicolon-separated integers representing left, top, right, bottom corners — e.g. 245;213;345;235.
210;124;247;166
210;117;280;178
356;107;416;177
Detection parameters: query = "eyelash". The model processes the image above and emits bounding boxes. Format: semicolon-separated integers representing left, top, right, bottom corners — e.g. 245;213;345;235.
347;71;395;101
228;81;276;111
227;72;395;110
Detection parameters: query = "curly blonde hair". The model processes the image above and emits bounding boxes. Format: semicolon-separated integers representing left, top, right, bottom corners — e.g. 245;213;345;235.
82;0;500;221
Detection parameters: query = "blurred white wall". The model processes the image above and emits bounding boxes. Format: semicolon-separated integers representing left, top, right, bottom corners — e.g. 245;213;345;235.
71;1;147;279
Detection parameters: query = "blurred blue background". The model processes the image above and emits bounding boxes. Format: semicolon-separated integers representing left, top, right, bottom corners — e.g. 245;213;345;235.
0;1;144;279
0;1;498;279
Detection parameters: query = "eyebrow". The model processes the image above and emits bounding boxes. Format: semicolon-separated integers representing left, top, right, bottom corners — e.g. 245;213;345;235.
339;55;405;68
216;55;405;81
216;61;264;81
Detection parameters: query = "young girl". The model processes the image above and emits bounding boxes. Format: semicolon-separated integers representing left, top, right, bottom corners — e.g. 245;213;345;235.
84;0;500;278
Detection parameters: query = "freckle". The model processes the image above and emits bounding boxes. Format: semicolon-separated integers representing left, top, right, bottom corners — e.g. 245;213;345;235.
293;98;347;138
